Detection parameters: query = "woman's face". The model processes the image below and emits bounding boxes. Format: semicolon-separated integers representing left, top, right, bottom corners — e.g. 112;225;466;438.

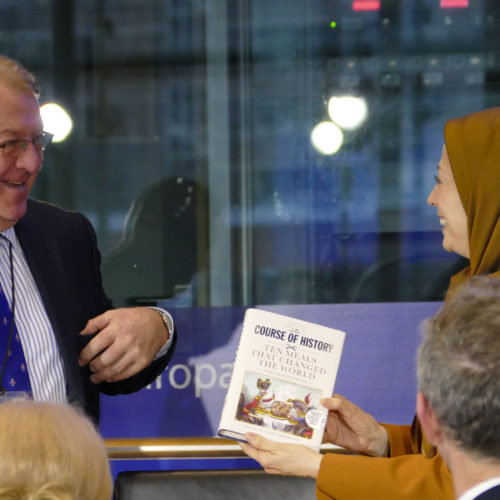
427;145;470;259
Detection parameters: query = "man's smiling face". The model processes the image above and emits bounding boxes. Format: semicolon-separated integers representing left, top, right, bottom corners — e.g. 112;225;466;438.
0;84;44;231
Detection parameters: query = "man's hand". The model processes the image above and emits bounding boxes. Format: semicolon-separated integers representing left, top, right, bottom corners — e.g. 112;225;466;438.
78;307;169;384
240;432;323;479
321;394;389;457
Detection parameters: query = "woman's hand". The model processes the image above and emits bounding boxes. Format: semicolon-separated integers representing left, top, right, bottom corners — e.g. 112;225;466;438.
321;394;389;457
240;432;323;479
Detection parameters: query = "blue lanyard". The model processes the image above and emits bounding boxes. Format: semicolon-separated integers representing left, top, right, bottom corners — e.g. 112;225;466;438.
0;234;16;394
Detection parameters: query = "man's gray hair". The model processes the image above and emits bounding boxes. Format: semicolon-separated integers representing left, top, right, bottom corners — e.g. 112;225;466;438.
0;55;39;97
417;276;500;458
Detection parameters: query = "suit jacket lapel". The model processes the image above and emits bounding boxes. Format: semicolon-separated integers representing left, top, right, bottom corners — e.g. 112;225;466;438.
14;204;84;400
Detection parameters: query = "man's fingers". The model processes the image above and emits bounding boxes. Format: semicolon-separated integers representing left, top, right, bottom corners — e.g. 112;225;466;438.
86;341;133;382
86;338;126;372
90;364;131;384
78;330;115;367
89;354;135;383
80;313;110;336
79;308;166;382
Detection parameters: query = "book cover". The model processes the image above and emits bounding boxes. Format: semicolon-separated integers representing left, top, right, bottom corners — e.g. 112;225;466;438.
218;308;345;451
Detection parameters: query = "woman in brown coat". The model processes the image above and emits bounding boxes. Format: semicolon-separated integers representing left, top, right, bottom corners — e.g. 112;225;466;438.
241;107;500;499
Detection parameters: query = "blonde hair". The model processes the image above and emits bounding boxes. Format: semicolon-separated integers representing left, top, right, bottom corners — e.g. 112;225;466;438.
0;55;39;97
0;401;112;499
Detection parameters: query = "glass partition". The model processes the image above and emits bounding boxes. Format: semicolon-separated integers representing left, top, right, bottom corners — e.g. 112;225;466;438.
4;0;497;307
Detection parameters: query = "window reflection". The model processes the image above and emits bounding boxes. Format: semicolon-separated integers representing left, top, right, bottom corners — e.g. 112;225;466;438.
10;0;496;306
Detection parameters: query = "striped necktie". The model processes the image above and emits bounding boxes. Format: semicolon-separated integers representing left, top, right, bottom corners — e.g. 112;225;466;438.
0;235;31;394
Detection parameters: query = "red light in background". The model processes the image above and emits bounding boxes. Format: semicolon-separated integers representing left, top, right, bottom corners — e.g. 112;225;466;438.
352;1;381;11
440;0;469;7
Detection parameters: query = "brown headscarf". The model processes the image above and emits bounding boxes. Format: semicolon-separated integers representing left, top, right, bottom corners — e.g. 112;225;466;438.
444;107;500;292
414;109;500;459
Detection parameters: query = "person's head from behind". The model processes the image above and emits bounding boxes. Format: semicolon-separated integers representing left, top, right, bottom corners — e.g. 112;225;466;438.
0;55;51;232
0;401;112;499
417;276;500;466
427;108;500;275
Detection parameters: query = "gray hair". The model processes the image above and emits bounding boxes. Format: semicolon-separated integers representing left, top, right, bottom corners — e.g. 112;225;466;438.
417;276;500;458
0;54;39;97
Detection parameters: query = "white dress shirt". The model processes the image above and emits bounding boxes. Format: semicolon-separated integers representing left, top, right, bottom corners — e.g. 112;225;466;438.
0;227;67;402
0;227;174;402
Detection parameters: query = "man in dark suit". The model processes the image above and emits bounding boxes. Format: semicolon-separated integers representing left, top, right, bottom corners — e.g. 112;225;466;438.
417;276;500;500
0;55;175;422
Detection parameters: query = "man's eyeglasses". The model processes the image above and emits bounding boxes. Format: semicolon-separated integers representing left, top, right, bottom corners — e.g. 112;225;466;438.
0;132;54;158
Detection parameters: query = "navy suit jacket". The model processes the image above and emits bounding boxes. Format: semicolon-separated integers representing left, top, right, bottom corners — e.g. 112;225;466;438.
476;485;500;499
14;198;175;422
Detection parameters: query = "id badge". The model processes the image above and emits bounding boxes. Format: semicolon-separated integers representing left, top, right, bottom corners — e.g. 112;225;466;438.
0;391;31;402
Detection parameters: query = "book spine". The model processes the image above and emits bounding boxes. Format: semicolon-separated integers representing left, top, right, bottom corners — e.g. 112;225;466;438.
219;309;252;426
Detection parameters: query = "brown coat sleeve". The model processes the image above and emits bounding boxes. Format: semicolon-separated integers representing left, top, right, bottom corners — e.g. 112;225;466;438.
383;423;414;456
315;424;454;500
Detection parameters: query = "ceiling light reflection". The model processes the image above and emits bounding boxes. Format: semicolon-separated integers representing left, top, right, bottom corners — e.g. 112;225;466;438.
328;96;368;130
311;121;343;155
40;103;73;142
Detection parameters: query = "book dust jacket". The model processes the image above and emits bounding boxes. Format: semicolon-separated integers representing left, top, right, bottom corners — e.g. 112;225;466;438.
218;308;345;451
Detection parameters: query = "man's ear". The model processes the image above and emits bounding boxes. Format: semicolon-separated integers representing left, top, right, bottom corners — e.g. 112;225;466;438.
416;391;444;446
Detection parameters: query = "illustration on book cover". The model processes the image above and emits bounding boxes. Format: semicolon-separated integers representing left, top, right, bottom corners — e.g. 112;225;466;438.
218;308;345;450
235;371;322;439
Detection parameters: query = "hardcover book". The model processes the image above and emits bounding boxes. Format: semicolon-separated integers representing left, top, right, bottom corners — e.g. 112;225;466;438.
218;308;345;451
